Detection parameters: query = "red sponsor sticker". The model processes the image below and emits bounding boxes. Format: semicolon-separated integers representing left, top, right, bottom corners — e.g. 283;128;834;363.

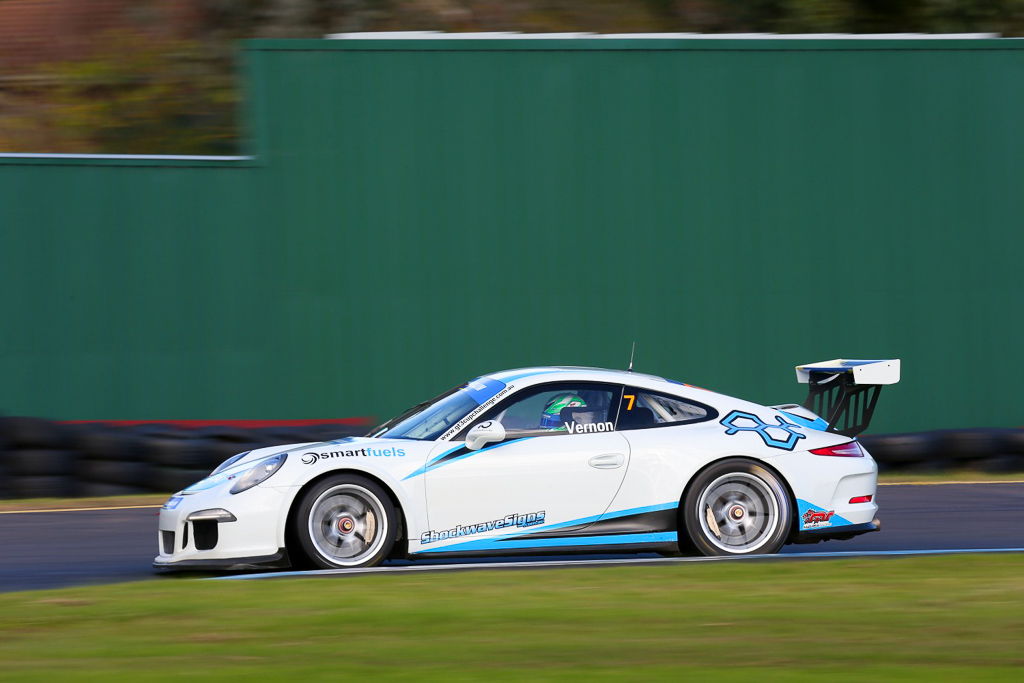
802;509;835;528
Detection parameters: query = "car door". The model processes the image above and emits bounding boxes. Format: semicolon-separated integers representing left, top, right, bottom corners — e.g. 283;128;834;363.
421;382;629;548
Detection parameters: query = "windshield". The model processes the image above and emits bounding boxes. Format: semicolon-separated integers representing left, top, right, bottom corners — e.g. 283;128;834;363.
371;377;509;441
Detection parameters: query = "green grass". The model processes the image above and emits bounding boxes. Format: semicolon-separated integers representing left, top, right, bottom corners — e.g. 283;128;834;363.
1;555;1022;680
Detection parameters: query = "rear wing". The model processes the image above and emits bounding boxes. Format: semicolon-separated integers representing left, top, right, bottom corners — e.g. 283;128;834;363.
795;359;901;437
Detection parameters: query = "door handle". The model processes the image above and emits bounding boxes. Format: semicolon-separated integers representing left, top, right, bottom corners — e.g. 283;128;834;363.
588;453;625;469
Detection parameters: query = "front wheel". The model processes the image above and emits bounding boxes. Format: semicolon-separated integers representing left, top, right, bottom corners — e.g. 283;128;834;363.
294;475;398;569
683;459;792;556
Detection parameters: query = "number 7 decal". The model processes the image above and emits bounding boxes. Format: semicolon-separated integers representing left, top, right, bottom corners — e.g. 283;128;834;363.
623;394;635;411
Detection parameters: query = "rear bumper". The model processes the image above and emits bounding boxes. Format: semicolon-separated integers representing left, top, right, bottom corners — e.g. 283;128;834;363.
792;518;881;544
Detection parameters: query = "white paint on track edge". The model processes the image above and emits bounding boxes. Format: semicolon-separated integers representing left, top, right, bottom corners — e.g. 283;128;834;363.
0;504;161;515
878;480;1024;486
211;547;1024;581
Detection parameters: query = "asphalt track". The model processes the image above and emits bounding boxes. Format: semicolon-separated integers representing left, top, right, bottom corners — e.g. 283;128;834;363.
2;482;1023;592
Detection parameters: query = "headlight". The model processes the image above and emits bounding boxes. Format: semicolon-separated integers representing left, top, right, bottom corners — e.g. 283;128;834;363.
212;451;251;475
229;453;287;494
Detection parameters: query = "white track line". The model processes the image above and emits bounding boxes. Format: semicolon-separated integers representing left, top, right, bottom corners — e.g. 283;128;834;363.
211;547;1024;581
879;480;1024;486
0;504;160;515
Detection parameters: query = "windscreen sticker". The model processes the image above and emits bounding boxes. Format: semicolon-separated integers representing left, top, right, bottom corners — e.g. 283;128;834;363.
492;370;561;383
439;380;515;441
720;410;806;451
463;377;508;404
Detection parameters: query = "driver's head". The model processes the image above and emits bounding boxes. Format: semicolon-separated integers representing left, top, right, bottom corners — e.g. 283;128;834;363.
539;393;587;429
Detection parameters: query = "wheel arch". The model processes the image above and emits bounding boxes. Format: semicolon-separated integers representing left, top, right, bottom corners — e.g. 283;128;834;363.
676;455;800;545
284;468;411;564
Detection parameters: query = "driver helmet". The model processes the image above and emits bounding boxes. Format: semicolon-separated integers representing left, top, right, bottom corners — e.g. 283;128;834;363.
539;392;587;429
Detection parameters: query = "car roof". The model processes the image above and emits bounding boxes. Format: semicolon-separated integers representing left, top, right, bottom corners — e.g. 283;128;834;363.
484;366;677;387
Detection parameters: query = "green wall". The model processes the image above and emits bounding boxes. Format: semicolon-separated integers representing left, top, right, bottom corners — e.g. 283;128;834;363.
2;38;1023;433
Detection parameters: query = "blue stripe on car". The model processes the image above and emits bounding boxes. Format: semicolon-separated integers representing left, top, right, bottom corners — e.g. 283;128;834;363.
779;411;829;431
415;501;679;553
402;438;535;481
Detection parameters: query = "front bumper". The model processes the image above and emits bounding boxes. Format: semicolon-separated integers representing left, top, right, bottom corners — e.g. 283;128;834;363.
153;483;296;570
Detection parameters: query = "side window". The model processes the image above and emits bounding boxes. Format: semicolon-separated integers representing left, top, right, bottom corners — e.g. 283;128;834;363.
617;388;717;431
466;382;622;439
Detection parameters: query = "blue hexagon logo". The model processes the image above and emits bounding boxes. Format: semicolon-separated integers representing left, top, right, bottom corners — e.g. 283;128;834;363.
720;410;806;451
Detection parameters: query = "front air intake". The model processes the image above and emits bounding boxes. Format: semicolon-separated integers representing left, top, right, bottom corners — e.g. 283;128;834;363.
160;530;175;555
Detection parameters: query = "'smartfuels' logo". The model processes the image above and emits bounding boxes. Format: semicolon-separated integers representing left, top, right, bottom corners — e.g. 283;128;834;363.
420;510;546;544
301;446;406;465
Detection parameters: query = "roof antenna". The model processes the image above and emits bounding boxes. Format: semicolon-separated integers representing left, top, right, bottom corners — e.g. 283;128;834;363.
627;341;636;372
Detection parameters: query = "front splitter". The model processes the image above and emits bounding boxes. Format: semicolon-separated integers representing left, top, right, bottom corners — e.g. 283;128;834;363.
153;548;291;572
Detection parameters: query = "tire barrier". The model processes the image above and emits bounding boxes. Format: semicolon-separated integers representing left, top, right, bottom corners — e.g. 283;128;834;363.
0;417;371;499
857;429;1024;472
0;418;1021;499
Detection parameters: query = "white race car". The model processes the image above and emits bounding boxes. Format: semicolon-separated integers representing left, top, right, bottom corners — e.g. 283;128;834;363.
154;360;900;570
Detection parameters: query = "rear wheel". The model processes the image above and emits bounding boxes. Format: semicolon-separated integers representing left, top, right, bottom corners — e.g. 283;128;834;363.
684;459;791;556
294;475;398;569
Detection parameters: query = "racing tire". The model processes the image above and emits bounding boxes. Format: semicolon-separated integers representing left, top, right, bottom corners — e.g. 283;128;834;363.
683;458;792;556
4;449;77;477
147;438;216;469
79;458;152;488
293;475;398;569
0;417;70;449
8;474;76;498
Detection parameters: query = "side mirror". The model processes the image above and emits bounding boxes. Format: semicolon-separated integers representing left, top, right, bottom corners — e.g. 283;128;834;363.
465;420;506;451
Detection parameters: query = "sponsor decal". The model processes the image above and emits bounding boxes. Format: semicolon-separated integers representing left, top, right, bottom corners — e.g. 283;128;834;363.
301;446;407;465
720;410;806;451
802;509;835;529
420;510;546;544
439;381;516;441
564;421;615;434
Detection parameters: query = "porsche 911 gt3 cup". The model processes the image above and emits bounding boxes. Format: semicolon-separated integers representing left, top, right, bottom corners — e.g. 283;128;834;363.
154;359;900;570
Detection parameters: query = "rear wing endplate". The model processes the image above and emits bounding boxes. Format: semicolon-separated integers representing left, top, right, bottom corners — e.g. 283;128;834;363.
795;359;900;437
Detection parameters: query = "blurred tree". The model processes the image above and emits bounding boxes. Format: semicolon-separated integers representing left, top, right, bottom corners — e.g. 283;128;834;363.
0;32;237;155
3;0;1024;154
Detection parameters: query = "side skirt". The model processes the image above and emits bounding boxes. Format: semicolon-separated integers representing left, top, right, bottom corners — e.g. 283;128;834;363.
406;541;681;560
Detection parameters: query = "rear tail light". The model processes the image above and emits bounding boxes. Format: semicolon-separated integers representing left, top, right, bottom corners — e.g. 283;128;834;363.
810;441;866;457
849;495;873;504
